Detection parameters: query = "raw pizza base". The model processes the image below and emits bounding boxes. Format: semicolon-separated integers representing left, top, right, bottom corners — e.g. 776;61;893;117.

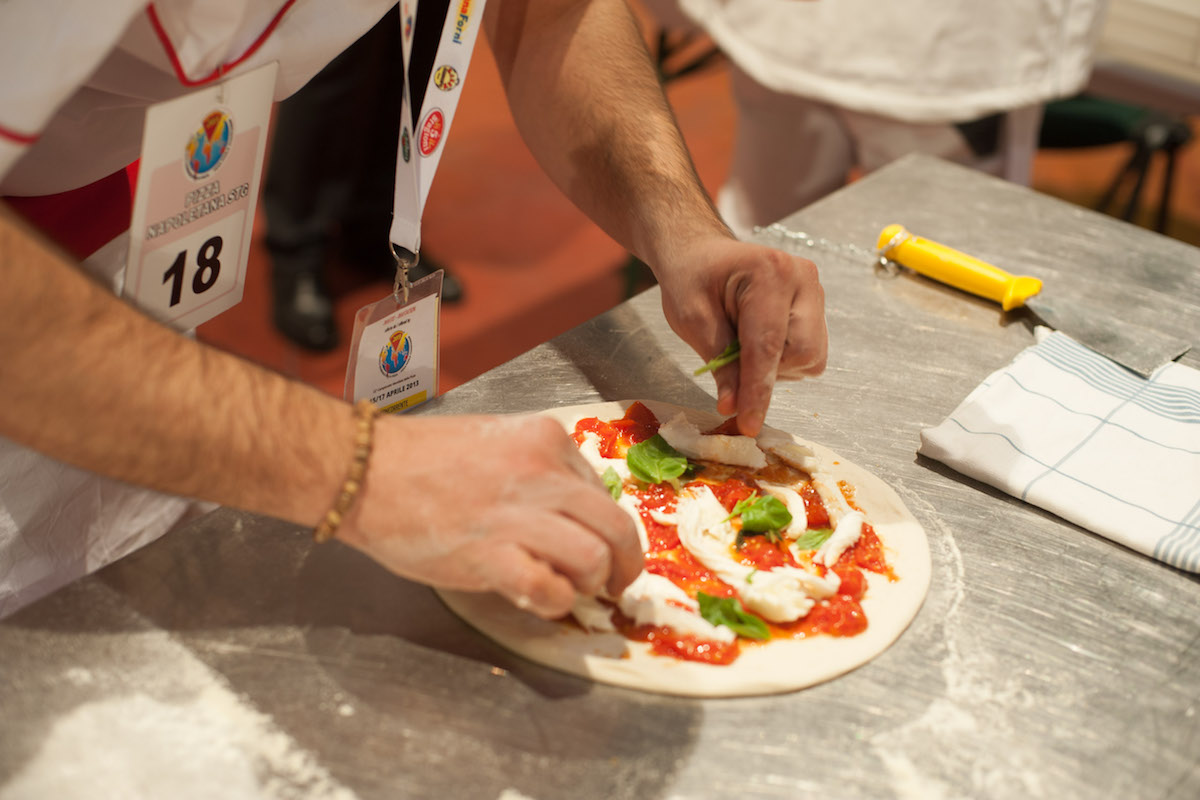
437;400;931;697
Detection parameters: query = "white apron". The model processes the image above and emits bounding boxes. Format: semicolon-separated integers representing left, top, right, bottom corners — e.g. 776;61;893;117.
677;0;1110;124
666;0;1109;235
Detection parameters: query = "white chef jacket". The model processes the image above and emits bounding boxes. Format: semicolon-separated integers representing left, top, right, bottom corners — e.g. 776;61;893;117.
678;0;1109;124
0;0;398;617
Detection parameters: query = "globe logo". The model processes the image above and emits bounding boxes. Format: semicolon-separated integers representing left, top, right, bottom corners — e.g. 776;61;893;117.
185;110;233;180
379;329;413;377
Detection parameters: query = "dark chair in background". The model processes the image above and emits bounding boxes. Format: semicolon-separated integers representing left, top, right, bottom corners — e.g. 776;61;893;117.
1039;95;1194;233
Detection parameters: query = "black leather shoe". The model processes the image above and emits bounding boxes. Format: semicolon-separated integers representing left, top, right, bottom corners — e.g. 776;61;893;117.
272;270;339;351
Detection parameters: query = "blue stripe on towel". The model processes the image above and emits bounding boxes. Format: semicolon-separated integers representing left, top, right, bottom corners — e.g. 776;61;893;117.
944;416;1199;534
1018;368;1155;502
998;372;1200;456
1034;334;1200;422
1156;499;1200;572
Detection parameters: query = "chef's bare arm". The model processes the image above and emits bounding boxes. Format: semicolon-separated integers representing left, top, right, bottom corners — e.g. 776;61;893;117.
0;202;352;526
485;0;726;264
485;0;828;436
0;203;639;615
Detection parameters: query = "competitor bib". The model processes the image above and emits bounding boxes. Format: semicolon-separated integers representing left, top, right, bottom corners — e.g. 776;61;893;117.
125;62;276;330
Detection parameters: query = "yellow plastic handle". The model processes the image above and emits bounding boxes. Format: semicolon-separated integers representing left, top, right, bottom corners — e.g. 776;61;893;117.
877;224;1042;311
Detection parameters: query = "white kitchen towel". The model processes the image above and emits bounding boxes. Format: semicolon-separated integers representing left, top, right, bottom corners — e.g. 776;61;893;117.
920;329;1200;572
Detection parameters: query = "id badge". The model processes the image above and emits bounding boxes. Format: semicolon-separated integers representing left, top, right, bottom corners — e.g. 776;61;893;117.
344;270;442;412
125;62;277;330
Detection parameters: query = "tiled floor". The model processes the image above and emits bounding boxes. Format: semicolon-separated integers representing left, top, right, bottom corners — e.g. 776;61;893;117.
197;34;1200;400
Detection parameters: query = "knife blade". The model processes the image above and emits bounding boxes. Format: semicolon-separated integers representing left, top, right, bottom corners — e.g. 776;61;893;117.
876;224;1191;377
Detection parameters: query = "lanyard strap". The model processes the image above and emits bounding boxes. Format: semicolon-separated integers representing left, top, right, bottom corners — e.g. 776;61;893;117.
390;0;486;283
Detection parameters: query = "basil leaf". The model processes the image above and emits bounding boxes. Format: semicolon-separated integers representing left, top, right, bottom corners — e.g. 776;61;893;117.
740;495;793;533
697;592;769;640
625;434;690;485
693;340;741;376
602;467;623;500
721;493;759;523
792;528;833;551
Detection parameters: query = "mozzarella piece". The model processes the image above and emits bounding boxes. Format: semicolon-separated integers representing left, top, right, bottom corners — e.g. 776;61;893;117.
751;568;839;619
815;510;865;568
675;486;837;622
658;414;767;469
575;432;648;551
576;431;633;481
813;475;854;519
616;573;737;643
757;482;808;539
756;428;820;473
571;595;617;632
646;508;678;526
617;493;651;553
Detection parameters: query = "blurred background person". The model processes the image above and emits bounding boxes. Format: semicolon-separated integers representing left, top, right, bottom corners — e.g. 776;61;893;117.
647;0;1109;237
264;8;464;351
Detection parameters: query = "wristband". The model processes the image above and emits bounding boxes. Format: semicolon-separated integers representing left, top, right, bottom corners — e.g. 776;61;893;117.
314;399;379;543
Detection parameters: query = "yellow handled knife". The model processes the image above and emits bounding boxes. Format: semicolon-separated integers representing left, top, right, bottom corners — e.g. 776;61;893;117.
877;224;1190;377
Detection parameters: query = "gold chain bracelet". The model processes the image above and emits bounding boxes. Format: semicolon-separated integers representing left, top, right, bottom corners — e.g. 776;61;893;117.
314;398;379;543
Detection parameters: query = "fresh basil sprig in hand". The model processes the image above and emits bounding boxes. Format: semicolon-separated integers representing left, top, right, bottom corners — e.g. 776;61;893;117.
625;434;690;485
697;592;769;640
693;340;741;376
602;466;623;500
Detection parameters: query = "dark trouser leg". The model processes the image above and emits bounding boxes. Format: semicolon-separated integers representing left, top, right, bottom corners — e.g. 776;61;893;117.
263;8;398;349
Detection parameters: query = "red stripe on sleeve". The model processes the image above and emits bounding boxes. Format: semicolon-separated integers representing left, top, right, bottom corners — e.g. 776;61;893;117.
0;122;39;145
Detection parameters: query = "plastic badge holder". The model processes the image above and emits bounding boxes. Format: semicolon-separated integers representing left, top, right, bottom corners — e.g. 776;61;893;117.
343;268;443;413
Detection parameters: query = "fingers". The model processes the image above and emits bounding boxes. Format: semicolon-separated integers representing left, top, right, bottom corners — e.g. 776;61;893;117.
695;330;742;418
729;252;826;436
529;418;645;591
471;541;578;619
548;481;645;595
723;252;792;435
472;419;644;607
348;414;647;621
505;472;644;591
678;310;739;416
715;368;739;418
776;269;827;379
462;491;643;618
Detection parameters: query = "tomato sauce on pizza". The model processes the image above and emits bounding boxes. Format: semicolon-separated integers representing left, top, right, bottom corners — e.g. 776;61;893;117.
570;402;894;665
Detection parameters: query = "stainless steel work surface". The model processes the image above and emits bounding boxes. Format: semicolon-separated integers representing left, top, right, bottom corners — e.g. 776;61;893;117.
2;155;1198;800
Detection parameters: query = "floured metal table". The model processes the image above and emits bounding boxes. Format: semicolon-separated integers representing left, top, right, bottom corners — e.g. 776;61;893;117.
2;155;1198;800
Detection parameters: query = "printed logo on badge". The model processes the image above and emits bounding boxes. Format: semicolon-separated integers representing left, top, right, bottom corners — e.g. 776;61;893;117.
380;329;413;377
433;66;460;91
419;110;444;157
401;127;412;163
185;110;233;180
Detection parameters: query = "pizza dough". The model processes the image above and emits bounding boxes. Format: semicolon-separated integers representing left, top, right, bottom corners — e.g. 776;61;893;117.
437;400;931;697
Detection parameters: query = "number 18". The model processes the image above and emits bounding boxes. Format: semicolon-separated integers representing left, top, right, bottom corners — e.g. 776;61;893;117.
162;235;223;307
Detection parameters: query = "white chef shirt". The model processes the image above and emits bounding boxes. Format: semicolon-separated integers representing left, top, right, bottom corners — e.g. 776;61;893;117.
0;0;397;617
